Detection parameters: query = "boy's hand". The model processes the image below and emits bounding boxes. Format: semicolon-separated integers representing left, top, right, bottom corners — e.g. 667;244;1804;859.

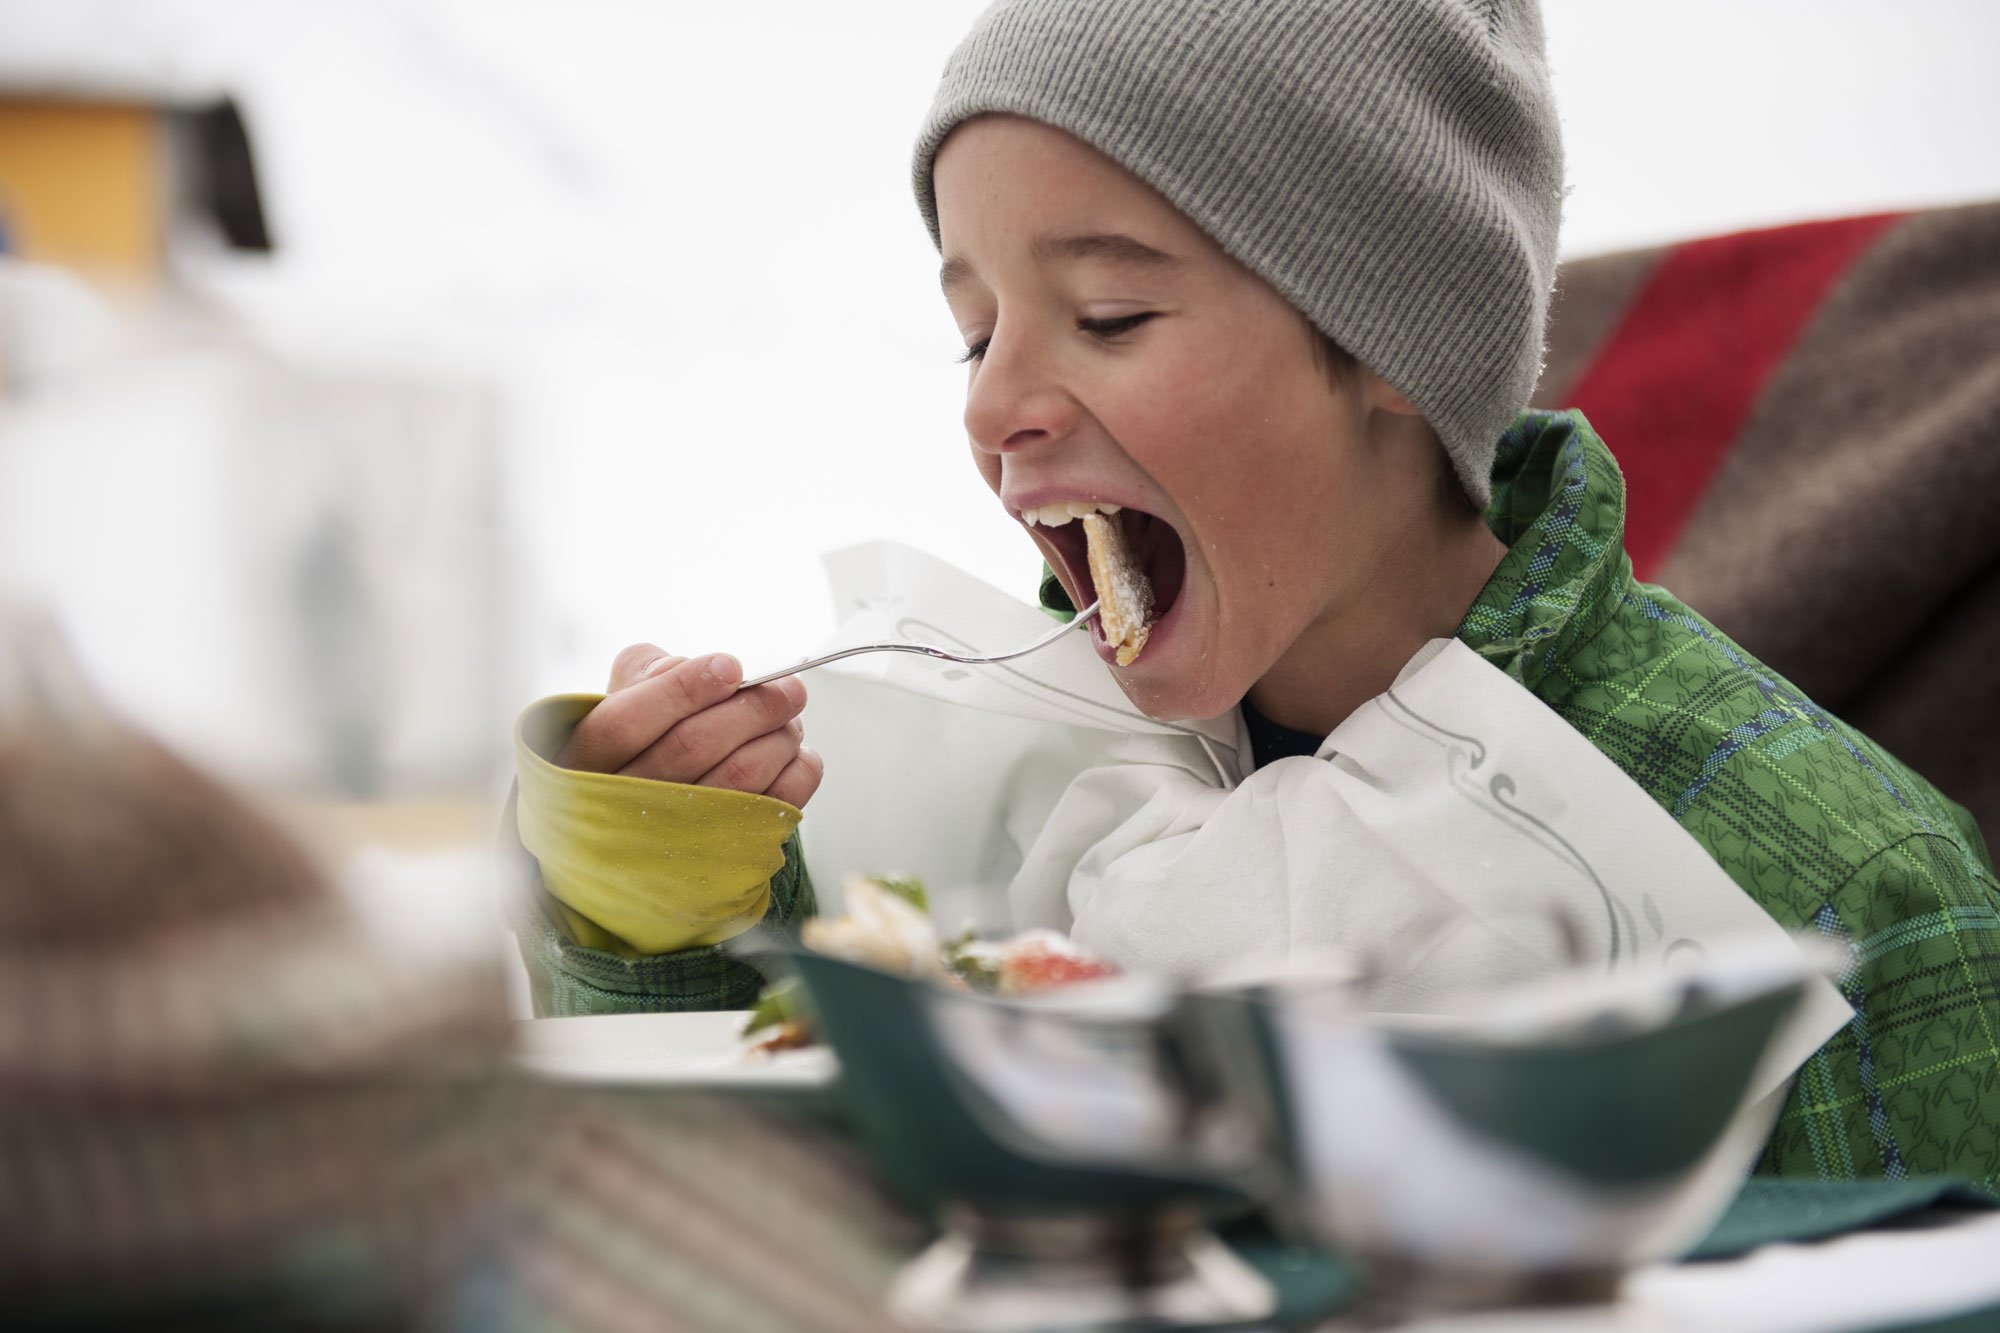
554;646;824;809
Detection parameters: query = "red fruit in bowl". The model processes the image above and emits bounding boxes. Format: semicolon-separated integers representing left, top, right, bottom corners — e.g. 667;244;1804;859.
997;932;1120;995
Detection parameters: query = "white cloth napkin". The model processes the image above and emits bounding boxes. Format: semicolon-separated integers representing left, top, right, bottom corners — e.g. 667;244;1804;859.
799;542;1850;1057
795;540;1244;932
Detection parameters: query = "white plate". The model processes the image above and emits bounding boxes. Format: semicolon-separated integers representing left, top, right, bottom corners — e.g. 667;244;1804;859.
513;1010;837;1088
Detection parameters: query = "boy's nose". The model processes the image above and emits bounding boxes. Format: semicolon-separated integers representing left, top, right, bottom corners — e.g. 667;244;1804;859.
963;333;1080;455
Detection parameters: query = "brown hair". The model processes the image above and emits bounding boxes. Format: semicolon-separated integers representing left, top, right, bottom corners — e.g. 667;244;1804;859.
1305;318;1480;518
1307;322;1359;389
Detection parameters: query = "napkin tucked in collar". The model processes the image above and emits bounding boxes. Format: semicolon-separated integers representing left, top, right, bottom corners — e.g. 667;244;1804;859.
800;543;1850;1064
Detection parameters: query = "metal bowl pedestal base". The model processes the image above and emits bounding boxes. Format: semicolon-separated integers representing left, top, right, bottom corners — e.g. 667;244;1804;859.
888;1205;1276;1332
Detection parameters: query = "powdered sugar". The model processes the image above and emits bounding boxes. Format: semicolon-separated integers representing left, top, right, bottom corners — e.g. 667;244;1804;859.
1081;512;1154;665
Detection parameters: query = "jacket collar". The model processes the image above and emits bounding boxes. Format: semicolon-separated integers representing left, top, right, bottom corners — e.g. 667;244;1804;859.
1455;409;1633;694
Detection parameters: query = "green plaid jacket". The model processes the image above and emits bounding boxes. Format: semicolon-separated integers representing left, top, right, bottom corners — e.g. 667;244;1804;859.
1461;410;1999;1190
516;407;1999;1188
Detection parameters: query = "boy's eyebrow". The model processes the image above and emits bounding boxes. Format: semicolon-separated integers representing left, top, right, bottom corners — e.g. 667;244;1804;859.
1031;232;1183;270
940;255;978;296
939;232;1183;295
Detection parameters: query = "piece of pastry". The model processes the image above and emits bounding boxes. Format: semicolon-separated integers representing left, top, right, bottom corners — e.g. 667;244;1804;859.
1082;511;1154;666
799;875;944;979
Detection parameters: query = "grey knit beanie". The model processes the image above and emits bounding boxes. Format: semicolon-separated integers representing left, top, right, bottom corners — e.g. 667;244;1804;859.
913;0;1565;509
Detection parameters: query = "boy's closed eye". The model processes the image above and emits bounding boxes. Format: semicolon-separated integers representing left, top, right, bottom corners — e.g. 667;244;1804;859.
956;310;1162;363
1079;311;1159;341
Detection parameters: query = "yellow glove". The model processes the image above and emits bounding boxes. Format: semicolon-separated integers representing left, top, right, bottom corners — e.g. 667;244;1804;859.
513;695;802;956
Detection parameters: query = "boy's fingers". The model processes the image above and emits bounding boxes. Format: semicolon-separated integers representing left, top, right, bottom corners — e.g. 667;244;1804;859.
557;654;743;773
764;745;824;811
693;724;802;796
617;678;805;785
607;644;685;694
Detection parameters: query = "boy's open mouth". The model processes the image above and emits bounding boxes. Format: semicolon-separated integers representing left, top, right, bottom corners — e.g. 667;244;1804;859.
1023;503;1188;655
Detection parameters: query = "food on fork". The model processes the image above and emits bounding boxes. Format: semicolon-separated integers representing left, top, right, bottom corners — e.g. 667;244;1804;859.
1081;511;1154;665
1021;500;1159;666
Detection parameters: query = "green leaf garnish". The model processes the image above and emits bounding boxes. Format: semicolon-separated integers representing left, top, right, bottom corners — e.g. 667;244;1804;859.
943;929;1003;992
742;975;802;1036
872;875;929;912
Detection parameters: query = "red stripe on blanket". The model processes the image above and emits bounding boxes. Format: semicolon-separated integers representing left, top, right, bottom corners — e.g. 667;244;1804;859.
1563;212;1907;578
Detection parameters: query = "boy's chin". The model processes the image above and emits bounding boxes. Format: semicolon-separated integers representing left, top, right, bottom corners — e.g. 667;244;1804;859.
1112;664;1243;727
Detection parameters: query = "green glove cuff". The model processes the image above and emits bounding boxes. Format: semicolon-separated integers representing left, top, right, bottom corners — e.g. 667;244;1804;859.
505;818;816;1015
513;694;803;956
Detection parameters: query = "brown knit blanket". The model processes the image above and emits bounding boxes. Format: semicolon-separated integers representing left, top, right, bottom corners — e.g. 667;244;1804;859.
1533;200;2000;845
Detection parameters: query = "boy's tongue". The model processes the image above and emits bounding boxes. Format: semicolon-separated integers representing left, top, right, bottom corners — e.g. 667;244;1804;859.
1132;510;1187;618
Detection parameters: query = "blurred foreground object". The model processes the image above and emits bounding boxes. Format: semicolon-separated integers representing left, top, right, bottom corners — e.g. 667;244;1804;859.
777;946;1285;1332
1253;941;1826;1312
0;609;926;1330
1535;200;2000;840
771;929;1854;1328
0;607;513;1327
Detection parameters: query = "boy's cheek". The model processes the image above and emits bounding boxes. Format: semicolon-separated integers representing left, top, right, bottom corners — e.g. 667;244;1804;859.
1125;342;1287;456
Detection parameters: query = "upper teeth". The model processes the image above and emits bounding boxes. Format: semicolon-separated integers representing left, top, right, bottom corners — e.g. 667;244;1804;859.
1023;501;1121;528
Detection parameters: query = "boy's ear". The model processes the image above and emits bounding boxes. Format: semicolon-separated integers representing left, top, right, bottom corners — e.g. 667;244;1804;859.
1360;367;1424;417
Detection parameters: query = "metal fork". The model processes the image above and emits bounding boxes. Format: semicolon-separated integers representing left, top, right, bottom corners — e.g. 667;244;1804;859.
736;602;1100;691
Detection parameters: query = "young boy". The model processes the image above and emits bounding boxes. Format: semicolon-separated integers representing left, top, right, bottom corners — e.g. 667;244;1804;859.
507;0;2000;1188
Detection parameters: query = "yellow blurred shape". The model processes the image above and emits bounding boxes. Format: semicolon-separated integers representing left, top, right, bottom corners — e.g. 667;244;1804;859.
0;98;162;276
513;694;803;957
